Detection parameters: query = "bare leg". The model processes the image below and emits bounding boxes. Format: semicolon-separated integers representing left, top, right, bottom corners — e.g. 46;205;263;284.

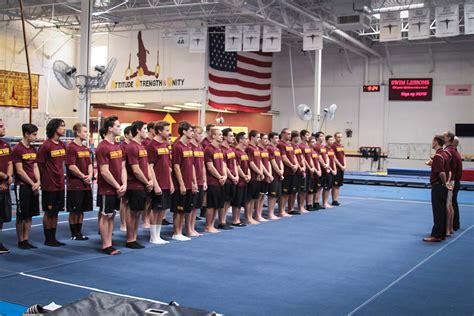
119;198;127;231
205;208;220;233
288;194;297;212
298;192;308;213
267;197;280;220
126;210;141;243
278;195;291;217
323;190;333;208
99;213;114;249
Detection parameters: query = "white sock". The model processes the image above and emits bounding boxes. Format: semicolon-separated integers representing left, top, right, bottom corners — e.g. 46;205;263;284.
150;225;169;244
172;234;191;241
150;225;158;243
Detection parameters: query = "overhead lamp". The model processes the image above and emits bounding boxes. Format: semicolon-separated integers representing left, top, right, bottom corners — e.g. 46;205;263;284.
173;104;200;109
372;3;424;13
163;106;182;111
124;103;145;107
207;108;237;114
184;102;202;107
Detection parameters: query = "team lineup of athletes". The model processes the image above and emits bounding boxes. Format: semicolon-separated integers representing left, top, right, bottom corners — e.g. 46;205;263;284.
0;117;347;255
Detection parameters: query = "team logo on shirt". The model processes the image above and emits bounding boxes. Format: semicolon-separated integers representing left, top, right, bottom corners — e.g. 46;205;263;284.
304;148;312;153
275;150;281;157
213;152;224;159
320;148;327;153
261;152;269;158
194;151;204;157
110;150;123;159
77;151;90;158
328;152;335;156
240;155;249;161
0;148;10;156
226;152;236;159
294;148;302;155
22;153;37;160
312;153;319;159
336;147;344;152
139;150;148;157
285;146;293;151
50;149;66;157
183;150;193;158
253;150;261;157
157;148;169;155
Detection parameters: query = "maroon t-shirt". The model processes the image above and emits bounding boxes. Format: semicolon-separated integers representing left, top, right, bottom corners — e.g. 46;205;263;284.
246;144;262;181
311;149;321;174
259;146;271;182
332;143;345;170
327;146;336;170
222;145;237;184
267;145;283;180
37;139;66;191
66;142;91;191
120;141;129;154
430;149;446;184
201;137;211;150
190;142;205;186
318;144;328;164
277;140;296;176
300;143;313;165
444;145;462;181
147;139;172;190
172;140;195;190
125;140;149;190
293;144;305;174
205;143;225;187
0;140;11;179
439;150;451;177
235;148;249;187
12;142;36;186
96;140;123;195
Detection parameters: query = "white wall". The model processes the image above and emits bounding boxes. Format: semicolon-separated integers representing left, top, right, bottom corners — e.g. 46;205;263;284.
0;22;78;136
272;43;474;171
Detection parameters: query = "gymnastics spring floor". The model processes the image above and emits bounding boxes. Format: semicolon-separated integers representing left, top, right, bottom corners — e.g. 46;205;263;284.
0;184;473;316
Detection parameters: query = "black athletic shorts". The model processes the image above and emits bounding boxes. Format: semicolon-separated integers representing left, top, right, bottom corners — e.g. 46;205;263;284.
319;170;328;189
324;172;335;191
0;190;12;223
193;186;205;209
260;181;269;194
171;190;194;213
67;190;93;213
15;185;39;220
312;174;320;191
126;190;147;212
282;175;297;195
42;190;65;214
296;174;306;193
152;189;171;211
305;175;315;193
268;180;282;198
247;181;261;201
224;183;236;203
97;194;120;215
207;185;225;209
334;170;344;187
231;185;247;208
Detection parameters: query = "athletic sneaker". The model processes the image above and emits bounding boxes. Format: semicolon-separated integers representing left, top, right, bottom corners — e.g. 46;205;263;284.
126;241;145;249
0;243;10;254
217;223;234;230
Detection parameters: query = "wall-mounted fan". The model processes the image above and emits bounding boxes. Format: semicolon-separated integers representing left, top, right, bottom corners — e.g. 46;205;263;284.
297;104;313;121
319;104;337;131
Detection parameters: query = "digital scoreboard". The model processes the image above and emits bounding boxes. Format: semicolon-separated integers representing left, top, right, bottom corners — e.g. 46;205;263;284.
389;78;433;101
363;85;380;92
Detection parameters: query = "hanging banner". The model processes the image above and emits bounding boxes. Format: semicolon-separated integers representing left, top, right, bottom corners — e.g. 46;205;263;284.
379;12;402;42
0;70;39;108
225;25;243;52
173;29;190;46
464;4;474;35
435;5;459;37
243;25;261;52
262;25;281;52
303;22;323;51
408;8;431;40
189;27;207;53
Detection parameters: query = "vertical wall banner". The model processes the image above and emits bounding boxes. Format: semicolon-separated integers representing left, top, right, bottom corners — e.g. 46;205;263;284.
262;25;282;52
464;4;474;35
408;8;431;40
225;25;243;52
379;12;402;42
435;5;459;37
243;25;261;52
189;27;207;53
173;29;190;46
303;22;323;51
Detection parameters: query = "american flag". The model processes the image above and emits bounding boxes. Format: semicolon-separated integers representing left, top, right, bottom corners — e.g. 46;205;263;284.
208;27;272;113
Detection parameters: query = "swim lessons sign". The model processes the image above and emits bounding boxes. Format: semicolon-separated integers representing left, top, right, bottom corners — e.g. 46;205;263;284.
105;30;203;91
388;78;433;101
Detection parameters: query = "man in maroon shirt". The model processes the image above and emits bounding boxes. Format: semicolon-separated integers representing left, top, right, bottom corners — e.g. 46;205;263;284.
188;125;206;237
141;121;156;229
310;136;322;209
424;135;448;242
171;121;198;241
38;119;67;247
267;132;283;220
314;132;327;210
220;128;238;230
277;128;298;217
12;124;40;250
204;128;227;233
291;131;306;214
66;123;93;241
332;132;346;206
96;116;127;255
257;133;272;221
0;120;13;253
323;135;337;209
245;130;264;225
124;121;153;249
147;121;175;244
299;129;316;212
444;132;462;231
119;126;133;232
198;123;215;218
231;132;249;227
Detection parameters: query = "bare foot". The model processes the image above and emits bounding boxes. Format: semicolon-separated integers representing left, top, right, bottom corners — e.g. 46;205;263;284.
280;212;292;217
267;215;280;220
205;227;220;233
186;232;201;237
324;204;333;209
192;230;203;237
300;209;310;214
247;219;260;225
120;225;126;232
255;217;268;222
142;223;151;229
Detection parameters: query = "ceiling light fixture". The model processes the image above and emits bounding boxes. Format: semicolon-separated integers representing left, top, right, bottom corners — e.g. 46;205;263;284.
184;102;202;107
124;103;145;107
163;106;182;111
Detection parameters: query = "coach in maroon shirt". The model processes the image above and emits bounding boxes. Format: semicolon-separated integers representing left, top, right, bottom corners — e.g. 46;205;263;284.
96;116;126;255
444;132;463;231
332;132;346;206
38;119;67;247
171;121;197;241
66;123;93;241
0;120;13;253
